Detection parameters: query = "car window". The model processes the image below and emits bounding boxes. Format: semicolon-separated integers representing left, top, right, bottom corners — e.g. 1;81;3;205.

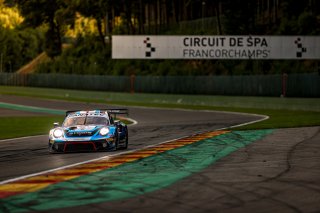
85;117;108;125
63;117;85;127
63;116;108;127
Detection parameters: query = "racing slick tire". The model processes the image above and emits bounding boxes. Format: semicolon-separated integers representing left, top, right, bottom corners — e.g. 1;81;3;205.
48;142;58;153
118;129;128;150
113;133;119;151
48;142;63;153
123;131;128;149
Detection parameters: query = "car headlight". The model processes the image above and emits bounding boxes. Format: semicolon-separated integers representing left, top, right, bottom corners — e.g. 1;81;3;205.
53;129;64;138
100;127;109;136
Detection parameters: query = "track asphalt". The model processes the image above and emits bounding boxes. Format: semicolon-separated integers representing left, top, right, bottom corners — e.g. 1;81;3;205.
0;95;319;212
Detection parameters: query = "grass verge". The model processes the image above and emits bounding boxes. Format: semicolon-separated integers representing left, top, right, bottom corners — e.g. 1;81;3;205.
0;116;63;139
0;86;319;139
0;115;132;140
1;86;319;112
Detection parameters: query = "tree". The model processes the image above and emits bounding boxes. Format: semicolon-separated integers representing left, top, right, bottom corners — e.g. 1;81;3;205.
214;0;222;34
16;0;73;58
0;1;24;29
223;0;257;35
71;0;109;46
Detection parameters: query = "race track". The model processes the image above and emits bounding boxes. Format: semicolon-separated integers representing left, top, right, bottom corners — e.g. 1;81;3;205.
1;95;320;212
0;95;262;182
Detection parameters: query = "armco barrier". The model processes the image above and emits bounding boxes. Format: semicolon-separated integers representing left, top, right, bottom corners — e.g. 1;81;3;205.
0;73;319;97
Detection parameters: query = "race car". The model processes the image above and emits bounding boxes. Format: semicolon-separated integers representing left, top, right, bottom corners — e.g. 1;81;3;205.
48;109;129;153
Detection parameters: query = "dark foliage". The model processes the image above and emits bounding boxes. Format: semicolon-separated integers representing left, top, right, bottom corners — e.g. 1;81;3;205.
5;0;320;75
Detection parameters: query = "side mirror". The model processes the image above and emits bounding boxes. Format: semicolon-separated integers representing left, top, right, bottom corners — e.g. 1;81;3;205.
53;122;60;128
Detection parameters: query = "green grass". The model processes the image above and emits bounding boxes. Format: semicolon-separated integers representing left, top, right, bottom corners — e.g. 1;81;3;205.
0;115;132;140
228;108;320;130
1;86;319;112
0;116;63;139
0;86;319;139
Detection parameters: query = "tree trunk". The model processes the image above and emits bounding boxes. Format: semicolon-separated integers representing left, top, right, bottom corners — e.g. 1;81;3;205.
172;0;177;23
96;18;106;47
147;3;151;33
139;0;144;34
215;0;222;34
45;18;62;58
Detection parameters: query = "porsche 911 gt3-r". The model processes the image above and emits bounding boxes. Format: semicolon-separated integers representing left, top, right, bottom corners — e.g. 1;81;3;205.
48;109;128;153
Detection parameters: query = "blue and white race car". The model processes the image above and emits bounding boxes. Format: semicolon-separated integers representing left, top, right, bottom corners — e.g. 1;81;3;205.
48;109;129;153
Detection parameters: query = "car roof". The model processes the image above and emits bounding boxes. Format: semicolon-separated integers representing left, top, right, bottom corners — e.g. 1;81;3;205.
66;110;109;119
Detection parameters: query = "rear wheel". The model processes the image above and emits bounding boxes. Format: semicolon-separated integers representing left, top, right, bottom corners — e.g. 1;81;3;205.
114;133;119;151
119;129;128;150
123;131;128;149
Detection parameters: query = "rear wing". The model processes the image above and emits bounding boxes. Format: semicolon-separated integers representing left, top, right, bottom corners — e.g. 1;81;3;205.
107;109;129;115
107;108;129;120
65;110;80;117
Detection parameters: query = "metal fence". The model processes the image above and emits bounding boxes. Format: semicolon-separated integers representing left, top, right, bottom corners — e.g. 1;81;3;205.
0;73;130;92
0;73;319;97
134;75;282;96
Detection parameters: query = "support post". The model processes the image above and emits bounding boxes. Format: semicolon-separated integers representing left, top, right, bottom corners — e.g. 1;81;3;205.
0;53;3;73
130;74;135;94
281;73;288;97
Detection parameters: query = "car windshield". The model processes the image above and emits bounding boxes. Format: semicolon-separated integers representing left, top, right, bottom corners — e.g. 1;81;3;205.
63;116;109;127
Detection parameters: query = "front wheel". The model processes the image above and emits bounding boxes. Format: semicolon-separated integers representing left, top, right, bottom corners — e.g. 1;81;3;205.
48;142;57;153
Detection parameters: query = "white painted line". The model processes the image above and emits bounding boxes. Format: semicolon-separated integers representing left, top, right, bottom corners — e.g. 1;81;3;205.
123;104;260;115
218;114;269;130
0;149;136;185
0;133;193;185
130;105;270;130
0;135;47;142
120;116;138;126
0;101;65;112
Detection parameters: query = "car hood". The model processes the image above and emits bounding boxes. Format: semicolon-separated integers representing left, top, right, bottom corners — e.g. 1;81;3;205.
63;125;103;137
65;125;100;131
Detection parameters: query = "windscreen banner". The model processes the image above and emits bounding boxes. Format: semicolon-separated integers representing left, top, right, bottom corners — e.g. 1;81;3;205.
112;35;320;60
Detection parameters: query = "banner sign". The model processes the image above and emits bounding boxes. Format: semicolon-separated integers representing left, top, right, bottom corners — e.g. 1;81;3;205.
112;35;320;59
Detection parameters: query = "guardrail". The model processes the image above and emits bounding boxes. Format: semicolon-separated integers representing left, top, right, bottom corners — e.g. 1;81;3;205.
0;73;319;97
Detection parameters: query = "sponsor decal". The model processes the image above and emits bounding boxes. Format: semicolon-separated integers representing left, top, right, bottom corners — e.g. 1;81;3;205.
112;35;320;59
67;131;93;137
69;131;92;135
295;37;307;58
144;37;156;57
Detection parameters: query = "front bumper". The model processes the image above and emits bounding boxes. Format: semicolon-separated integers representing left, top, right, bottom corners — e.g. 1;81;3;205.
49;138;116;152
